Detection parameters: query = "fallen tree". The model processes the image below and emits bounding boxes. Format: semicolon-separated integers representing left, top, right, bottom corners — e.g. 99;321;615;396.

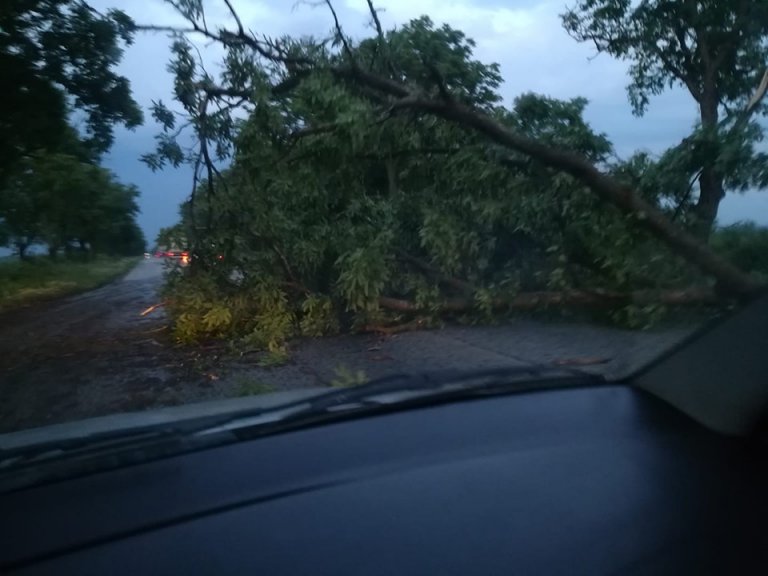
138;1;765;345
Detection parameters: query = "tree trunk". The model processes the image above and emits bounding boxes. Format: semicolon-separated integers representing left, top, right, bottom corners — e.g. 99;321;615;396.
694;170;724;239
693;85;724;240
16;242;29;260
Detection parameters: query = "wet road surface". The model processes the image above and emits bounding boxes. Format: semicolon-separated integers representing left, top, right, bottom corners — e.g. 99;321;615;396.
0;259;696;433
0;260;187;432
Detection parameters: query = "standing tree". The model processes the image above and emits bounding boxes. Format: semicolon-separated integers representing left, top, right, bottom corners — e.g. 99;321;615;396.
0;152;144;257
0;0;144;182
562;0;768;238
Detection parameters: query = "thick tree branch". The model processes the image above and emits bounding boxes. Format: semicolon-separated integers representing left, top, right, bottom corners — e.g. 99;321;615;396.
365;0;385;41
724;68;768;138
396;251;474;294
363;94;762;296
745;68;768;118
671;168;703;222
652;46;701;101
137;22;311;67
378;287;719;313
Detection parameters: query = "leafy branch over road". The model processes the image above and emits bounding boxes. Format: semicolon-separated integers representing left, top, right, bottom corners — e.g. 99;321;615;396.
139;0;766;346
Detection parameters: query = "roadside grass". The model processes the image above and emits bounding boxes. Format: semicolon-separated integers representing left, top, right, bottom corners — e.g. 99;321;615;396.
0;256;140;311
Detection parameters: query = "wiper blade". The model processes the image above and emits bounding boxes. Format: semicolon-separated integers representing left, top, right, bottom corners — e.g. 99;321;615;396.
197;364;604;435
0;364;601;492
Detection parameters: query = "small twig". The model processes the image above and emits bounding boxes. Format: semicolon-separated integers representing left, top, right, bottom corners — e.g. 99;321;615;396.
324;0;354;63
140;303;166;317
671;168;703;222
271;243;300;285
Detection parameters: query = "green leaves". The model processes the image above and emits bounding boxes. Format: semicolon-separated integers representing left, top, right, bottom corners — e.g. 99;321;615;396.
149;1;751;342
202;305;233;332
562;0;768;232
336;244;392;311
150;100;176;132
0;152;145;257
300;295;339;337
0;0;142;177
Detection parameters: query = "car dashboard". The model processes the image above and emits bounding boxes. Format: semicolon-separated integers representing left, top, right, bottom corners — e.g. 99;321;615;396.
1;383;766;575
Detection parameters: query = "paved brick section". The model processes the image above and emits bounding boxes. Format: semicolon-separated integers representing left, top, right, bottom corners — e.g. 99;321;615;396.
270;321;695;387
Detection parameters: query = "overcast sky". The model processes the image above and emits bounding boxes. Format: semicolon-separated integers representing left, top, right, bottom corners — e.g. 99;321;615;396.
92;0;768;245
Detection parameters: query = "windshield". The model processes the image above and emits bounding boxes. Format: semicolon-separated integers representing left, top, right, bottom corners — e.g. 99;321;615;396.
0;0;766;441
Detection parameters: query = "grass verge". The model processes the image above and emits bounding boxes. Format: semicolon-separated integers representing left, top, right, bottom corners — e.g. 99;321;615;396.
0;256;140;311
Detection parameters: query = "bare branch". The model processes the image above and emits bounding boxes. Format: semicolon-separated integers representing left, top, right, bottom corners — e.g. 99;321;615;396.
671;168;703;222
365;0;385;40
724;68;768;136
223;0;244;35
323;0;354;63
200;1;209;33
334;66;409;98
745;68;768;118
137;24;199;35
137;22;311;67
195;82;251;99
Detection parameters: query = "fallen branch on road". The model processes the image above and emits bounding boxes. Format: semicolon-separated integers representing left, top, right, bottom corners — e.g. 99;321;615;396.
361;317;430;335
140;302;166;317
378;287;719;314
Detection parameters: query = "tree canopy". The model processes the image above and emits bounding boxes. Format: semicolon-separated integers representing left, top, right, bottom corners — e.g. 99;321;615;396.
562;0;768;236
0;152;145;258
0;0;143;181
134;3;768;346
0;1;146;259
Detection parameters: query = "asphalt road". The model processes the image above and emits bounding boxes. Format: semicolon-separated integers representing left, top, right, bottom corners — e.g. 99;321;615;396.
0;259;697;433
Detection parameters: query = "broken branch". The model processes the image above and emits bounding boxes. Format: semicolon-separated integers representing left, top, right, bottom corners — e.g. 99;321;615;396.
378;287;719;313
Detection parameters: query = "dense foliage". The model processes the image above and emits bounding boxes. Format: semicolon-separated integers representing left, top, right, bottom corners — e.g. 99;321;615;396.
0;152;145;258
0;0;143;183
146;13;726;346
0;1;146;259
711;223;768;280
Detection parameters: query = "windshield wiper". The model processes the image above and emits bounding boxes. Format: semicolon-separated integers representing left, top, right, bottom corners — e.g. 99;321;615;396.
0;364;602;492
194;364;604;437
